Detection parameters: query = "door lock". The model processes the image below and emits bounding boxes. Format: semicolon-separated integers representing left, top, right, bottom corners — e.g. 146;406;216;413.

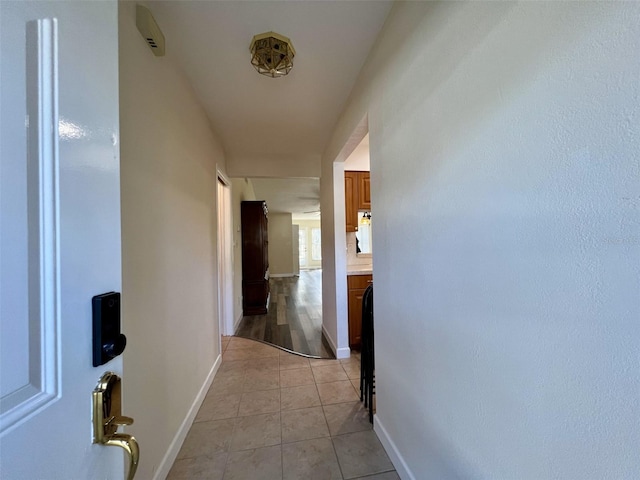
92;292;127;367
92;372;139;480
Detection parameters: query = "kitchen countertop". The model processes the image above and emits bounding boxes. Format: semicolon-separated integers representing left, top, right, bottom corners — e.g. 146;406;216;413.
347;266;373;275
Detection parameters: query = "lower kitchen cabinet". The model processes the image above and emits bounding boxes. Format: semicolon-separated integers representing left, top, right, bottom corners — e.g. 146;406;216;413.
347;273;373;350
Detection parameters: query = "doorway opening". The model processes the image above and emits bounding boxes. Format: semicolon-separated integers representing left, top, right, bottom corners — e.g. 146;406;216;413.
323;113;369;361
296;221;322;271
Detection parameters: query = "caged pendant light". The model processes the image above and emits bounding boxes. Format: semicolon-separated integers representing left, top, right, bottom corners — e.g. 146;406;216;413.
250;31;296;78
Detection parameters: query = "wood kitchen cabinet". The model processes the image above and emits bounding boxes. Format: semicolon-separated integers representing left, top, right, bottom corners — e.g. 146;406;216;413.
241;201;270;315
357;172;371;210
348;273;373;349
345;170;370;232
345;171;358;232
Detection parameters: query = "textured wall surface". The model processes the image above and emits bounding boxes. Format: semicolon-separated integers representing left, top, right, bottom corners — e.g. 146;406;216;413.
119;2;227;477
269;212;295;275
325;2;640;478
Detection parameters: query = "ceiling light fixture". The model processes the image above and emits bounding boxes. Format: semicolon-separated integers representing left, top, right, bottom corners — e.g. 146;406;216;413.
250;31;295;78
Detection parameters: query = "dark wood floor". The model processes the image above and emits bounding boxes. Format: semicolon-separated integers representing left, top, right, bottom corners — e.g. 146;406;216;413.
235;270;333;358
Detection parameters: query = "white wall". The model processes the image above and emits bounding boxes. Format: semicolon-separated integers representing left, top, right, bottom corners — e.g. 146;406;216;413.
346;232;372;269
119;2;227;478
323;2;640;478
344;133;370;171
231;178;256;325
320;160;352;359
268;212;294;276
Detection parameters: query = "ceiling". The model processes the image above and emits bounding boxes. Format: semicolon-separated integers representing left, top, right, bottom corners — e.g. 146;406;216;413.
151;1;390;170
248;133;368;220
344;134;370;171
250;177;320;220
149;1;389;216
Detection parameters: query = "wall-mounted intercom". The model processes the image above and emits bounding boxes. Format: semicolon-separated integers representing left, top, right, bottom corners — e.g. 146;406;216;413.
92;292;127;367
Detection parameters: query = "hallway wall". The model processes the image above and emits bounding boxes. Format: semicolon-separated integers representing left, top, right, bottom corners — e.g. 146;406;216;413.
321;160;352;358
119;2;227;478
268;212;295;276
324;2;640;478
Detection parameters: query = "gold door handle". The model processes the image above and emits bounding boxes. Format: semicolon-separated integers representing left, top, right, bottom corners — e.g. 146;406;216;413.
106;415;134;427
93;372;139;480
105;433;139;480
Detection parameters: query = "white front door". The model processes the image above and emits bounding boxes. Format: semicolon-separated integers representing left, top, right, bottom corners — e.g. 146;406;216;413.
1;2;125;478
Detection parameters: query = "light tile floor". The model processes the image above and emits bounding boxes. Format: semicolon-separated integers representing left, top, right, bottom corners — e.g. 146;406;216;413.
168;336;394;480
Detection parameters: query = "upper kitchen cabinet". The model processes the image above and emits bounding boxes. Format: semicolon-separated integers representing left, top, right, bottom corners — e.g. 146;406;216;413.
345;171;358;232
345;170;370;232
357;172;370;210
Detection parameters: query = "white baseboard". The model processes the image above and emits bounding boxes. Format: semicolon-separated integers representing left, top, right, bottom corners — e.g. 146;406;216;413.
374;414;415;480
335;346;351;359
321;324;337;356
269;273;295;278
153;354;222;480
321;325;351;359
233;312;243;333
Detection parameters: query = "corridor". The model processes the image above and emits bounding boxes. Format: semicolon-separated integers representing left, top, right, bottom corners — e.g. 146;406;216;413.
168;337;394;479
236;270;331;358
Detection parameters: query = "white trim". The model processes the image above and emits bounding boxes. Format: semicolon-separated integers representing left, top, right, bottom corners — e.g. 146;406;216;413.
0;18;60;436
233;312;243;334
332;162;350;358
269;273;296;278
374;414;415;480
321;324;351;359
335;346;351;360
321;324;336;356
153;355;221;480
216;167;231;187
216;173;234;336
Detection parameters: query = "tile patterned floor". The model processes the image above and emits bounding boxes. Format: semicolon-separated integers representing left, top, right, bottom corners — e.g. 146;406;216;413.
168;336;394;480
